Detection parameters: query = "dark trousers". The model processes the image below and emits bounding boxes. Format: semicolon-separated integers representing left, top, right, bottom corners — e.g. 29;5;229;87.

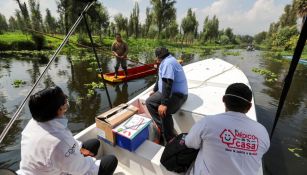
115;57;127;75
82;139;118;175
145;92;187;142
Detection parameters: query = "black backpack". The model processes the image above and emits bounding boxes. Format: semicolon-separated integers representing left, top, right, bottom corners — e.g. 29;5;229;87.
160;133;199;173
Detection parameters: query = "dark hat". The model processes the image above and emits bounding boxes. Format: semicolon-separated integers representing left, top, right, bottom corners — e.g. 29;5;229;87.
155;47;169;59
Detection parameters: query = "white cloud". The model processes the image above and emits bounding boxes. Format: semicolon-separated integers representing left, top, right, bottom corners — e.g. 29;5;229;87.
198;0;286;35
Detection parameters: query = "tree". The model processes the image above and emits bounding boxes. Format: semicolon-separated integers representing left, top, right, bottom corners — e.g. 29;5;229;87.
181;8;198;43
14;0;31;30
28;0;44;31
8;16;18;31
202;15;219;42
45;8;57;33
0;14;8;34
165;20;178;39
56;0;71;34
87;2;109;35
254;31;267;44
130;2;140;38
114;13;128;36
294;0;307;24
224;27;235;44
128;14;134;37
279;4;297;28
271;25;298;50
144;7;153;37
150;0;176;38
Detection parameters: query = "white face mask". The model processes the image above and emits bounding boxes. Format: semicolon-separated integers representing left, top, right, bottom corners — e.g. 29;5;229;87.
56;117;68;128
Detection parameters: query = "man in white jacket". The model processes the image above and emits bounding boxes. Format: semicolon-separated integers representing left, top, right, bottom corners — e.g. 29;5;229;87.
20;86;118;175
185;83;270;175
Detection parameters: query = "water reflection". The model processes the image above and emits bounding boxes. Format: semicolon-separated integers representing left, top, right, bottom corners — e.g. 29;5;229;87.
113;82;128;106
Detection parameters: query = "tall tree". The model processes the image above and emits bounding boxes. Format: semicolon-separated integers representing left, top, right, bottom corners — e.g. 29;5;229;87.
279;4;297;28
224;27;235;43
131;2;140;38
56;0;71;34
28;0;44;31
202;15;219;42
165;20;178;39
14;0;31;30
150;0;176;38
144;7;153;37
114;13;128;36
0;14;8;34
181;8;198;42
44;8;57;34
87;2;109;34
294;0;307;24
8;16;18;31
254;31;267;44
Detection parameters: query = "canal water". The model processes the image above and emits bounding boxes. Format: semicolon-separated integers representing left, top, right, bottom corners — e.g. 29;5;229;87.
0;50;306;174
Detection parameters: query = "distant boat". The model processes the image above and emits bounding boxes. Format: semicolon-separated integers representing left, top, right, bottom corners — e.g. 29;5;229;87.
72;58;263;175
246;45;255;51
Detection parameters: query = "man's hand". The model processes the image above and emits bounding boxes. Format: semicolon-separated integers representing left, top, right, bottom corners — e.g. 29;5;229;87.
158;104;167;118
80;148;94;157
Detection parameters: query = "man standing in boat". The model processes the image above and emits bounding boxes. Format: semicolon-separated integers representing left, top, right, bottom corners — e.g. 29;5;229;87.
185;83;270;175
20;86;118;175
112;33;129;78
146;47;188;145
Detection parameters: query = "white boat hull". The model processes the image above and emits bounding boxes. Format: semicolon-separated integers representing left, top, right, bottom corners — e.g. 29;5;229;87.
75;58;261;175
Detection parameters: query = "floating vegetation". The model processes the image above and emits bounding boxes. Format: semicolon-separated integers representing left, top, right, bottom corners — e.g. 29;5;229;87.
288;148;303;158
262;51;283;63
86;89;95;98
84;82;105;89
12;80;26;88
222;50;240;56
89;61;98;66
252;68;278;82
84;82;105;97
75;96;84;105
86;67;93;72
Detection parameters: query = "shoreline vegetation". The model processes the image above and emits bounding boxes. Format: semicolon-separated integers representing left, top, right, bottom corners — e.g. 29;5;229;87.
0;32;306;60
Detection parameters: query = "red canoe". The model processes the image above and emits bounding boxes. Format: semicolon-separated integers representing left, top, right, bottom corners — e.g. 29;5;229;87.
99;64;157;83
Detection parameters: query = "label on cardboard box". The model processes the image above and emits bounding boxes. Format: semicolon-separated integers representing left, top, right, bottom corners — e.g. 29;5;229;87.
113;114;151;139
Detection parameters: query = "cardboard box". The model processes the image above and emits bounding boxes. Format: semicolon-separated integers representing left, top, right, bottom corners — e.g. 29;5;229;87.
95;104;138;145
112;114;151;151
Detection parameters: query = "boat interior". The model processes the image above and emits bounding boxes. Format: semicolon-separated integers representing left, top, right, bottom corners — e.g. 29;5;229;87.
75;58;259;175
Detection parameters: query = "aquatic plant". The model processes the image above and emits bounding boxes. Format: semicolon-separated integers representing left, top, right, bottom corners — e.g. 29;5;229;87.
12;80;26;88
221;50;240;56
252;68;278;82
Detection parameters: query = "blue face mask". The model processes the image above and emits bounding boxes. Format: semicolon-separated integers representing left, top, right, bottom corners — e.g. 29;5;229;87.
56;117;68;128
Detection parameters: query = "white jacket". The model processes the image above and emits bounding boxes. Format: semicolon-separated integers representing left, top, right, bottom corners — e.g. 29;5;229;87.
20;119;99;175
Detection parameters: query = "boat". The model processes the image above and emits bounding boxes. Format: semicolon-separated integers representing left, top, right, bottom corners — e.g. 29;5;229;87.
74;58;263;175
246;45;255;51
100;64;157;83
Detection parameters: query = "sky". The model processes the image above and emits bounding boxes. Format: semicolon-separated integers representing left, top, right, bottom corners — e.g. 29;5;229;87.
0;0;293;35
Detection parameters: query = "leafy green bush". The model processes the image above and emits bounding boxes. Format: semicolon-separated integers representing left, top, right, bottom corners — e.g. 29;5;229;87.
31;33;46;50
10;40;36;50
